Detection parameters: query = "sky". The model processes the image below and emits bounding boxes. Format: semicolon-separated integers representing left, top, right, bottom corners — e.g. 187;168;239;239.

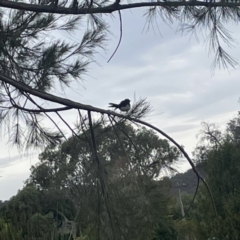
1;8;240;200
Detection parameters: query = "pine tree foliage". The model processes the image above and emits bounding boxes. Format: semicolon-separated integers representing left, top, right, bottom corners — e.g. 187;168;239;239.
0;8;107;149
0;0;240;150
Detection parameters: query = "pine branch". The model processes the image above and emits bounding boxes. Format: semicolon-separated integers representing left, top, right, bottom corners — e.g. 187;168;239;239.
1;1;240;15
0;73;217;216
10;104;71;113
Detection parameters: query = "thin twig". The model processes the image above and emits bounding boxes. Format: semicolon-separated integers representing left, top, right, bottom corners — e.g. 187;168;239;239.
108;115;131;163
87;110;99;164
22;92;67;141
55;111;78;140
107;10;123;62
10;105;71;113
77;109;92;147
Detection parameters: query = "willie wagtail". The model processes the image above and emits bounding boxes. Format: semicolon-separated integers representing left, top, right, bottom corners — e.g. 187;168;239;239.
109;99;131;112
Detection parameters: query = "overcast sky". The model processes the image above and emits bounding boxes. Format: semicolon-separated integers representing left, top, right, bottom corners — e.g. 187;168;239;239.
1;8;240;200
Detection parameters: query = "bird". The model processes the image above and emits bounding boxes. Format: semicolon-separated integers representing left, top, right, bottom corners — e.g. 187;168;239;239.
109;99;131;112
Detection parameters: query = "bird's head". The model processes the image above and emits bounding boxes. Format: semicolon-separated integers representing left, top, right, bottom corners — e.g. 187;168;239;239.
125;99;131;103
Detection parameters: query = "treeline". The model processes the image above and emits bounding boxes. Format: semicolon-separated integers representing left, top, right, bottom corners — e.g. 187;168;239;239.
1;113;240;239
0;123;180;240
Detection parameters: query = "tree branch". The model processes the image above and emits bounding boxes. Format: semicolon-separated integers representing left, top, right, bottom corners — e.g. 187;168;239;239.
0;73;217;215
21;92;68;142
87;110;99;164
0;0;239;15
107;10;123;63
11;104;71;113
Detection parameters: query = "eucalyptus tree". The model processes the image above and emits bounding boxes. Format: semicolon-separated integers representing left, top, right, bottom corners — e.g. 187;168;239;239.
23;123;180;239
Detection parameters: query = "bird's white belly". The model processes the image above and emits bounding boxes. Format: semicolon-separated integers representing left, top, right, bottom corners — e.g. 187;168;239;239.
120;105;130;111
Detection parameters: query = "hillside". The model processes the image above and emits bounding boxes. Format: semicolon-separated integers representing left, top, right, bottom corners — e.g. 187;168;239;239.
170;164;206;195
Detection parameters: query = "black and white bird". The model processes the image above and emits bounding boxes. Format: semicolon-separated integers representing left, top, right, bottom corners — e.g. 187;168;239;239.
109;99;131;112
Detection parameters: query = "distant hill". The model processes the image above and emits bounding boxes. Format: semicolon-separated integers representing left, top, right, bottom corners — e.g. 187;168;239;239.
170;164;206;195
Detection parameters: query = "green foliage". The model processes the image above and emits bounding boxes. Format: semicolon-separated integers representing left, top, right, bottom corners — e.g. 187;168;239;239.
0;200;8;209
174;220;198;240
1;186;52;239
0;186;76;239
22;123;180;239
164;113;240;239
35;123;180;183
153;222;177;240
0;218;23;240
0;122;180;239
191;112;240;239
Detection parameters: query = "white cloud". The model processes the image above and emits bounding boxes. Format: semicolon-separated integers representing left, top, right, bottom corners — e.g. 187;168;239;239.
0;153;39;200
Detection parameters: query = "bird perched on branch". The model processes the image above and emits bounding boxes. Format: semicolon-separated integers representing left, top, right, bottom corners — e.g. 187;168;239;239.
109;99;131;112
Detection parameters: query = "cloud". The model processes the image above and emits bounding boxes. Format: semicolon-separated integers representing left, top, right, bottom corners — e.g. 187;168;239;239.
0;154;39;200
1;9;240;200
0;155;23;168
164;124;199;133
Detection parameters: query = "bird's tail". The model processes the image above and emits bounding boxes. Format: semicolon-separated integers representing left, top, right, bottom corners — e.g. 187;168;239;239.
109;103;118;108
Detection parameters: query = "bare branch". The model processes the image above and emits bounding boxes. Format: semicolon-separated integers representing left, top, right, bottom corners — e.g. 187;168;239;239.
10;104;71;113
0;72;217;216
1;1;240;15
